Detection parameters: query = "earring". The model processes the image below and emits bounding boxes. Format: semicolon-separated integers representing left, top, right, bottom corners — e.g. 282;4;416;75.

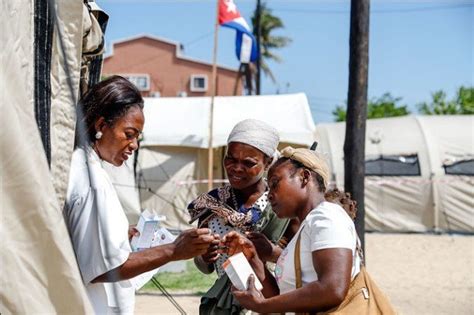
95;131;103;140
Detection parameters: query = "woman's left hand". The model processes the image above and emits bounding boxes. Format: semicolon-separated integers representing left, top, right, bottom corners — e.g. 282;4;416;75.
222;231;266;280
246;232;282;262
222;231;256;259
128;225;139;241
231;274;266;313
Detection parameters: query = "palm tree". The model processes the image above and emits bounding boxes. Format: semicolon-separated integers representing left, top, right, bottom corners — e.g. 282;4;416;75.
234;2;291;95
251;2;291;86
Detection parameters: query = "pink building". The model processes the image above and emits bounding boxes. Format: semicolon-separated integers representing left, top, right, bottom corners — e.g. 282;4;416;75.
103;35;242;97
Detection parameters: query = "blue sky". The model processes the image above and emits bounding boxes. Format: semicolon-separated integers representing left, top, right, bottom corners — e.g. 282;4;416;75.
98;0;473;123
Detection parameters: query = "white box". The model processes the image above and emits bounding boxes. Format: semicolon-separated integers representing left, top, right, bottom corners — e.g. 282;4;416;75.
129;212;175;290
130;209;166;251
223;252;263;291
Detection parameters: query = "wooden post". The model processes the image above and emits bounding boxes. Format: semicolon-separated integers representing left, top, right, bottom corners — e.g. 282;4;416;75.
208;0;220;191
344;0;370;252
233;63;244;96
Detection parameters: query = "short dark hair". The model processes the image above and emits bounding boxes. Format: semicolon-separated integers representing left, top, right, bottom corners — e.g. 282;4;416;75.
77;75;144;143
270;157;327;192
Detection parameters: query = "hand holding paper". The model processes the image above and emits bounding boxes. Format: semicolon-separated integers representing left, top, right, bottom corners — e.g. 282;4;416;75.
128;225;139;241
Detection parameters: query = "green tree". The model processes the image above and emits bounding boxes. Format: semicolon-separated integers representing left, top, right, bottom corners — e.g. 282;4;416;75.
251;2;291;84
333;106;348;122
417;86;474;115
332;93;410;122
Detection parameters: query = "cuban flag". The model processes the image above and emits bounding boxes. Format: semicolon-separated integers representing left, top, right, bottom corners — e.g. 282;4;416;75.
219;0;258;64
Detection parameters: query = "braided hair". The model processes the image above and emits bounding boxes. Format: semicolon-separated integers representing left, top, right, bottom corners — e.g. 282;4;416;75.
325;188;357;221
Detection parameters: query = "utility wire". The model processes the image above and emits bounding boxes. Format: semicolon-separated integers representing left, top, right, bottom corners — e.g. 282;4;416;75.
275;3;473;14
105;31;226;73
183;31;214;47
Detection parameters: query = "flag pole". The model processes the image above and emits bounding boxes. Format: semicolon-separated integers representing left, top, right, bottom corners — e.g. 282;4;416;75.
255;0;261;95
208;0;220;191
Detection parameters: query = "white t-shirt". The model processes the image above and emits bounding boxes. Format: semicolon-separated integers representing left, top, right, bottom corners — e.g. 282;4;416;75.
65;147;134;314
275;201;360;295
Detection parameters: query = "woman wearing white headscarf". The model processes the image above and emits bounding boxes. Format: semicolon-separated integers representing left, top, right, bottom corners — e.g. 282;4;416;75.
187;119;292;315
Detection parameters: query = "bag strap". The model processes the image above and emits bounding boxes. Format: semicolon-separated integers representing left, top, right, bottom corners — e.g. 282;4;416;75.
294;225;304;289
293;226;366;315
293;226;312;315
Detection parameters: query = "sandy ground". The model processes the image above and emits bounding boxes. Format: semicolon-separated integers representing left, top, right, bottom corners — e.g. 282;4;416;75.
135;233;474;314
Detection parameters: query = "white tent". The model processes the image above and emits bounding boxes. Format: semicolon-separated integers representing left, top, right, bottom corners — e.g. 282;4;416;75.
140;93;315;148
113;93;316;229
1;0;97;313
314;115;474;233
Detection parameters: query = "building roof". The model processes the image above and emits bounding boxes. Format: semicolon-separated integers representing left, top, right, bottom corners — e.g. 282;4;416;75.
104;34;238;72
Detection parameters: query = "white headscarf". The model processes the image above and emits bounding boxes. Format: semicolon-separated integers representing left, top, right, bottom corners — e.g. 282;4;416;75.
227;119;280;157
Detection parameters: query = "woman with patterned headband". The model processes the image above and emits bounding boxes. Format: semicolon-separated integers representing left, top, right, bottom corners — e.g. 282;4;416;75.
187;119;294;314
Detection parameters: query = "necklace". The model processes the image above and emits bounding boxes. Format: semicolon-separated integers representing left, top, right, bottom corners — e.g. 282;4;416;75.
230;188;239;211
92;142;103;161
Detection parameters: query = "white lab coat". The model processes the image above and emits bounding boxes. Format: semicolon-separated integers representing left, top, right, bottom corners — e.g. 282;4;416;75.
65;146;134;314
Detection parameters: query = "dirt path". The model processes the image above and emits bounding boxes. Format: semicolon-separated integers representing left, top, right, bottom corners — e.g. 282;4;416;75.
135;233;474;314
135;293;200;314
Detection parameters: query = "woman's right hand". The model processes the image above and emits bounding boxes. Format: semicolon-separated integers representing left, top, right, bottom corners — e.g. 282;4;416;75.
170;228;214;261
201;234;221;264
231;274;267;313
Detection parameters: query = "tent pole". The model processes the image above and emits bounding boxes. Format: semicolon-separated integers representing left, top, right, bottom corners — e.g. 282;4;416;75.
208;0;219;191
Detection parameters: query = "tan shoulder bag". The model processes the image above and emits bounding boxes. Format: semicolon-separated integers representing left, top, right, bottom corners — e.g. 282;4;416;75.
294;227;397;315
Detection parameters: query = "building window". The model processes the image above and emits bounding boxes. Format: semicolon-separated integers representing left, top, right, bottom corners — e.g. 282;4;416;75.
121;74;150;91
365;154;421;176
444;159;474;176
190;74;208;92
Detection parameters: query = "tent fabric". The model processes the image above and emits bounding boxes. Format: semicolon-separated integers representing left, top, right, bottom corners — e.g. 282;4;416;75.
108;94;316;229
0;0;92;313
136;146;227;230
50;1;92;207
314;115;474;233
415;116;474;231
140;93;315;148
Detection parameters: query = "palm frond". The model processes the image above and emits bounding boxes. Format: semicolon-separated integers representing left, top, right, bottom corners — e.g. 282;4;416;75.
250;1;291;87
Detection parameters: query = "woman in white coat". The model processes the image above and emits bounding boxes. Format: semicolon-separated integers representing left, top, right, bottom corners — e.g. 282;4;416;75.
65;76;213;314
